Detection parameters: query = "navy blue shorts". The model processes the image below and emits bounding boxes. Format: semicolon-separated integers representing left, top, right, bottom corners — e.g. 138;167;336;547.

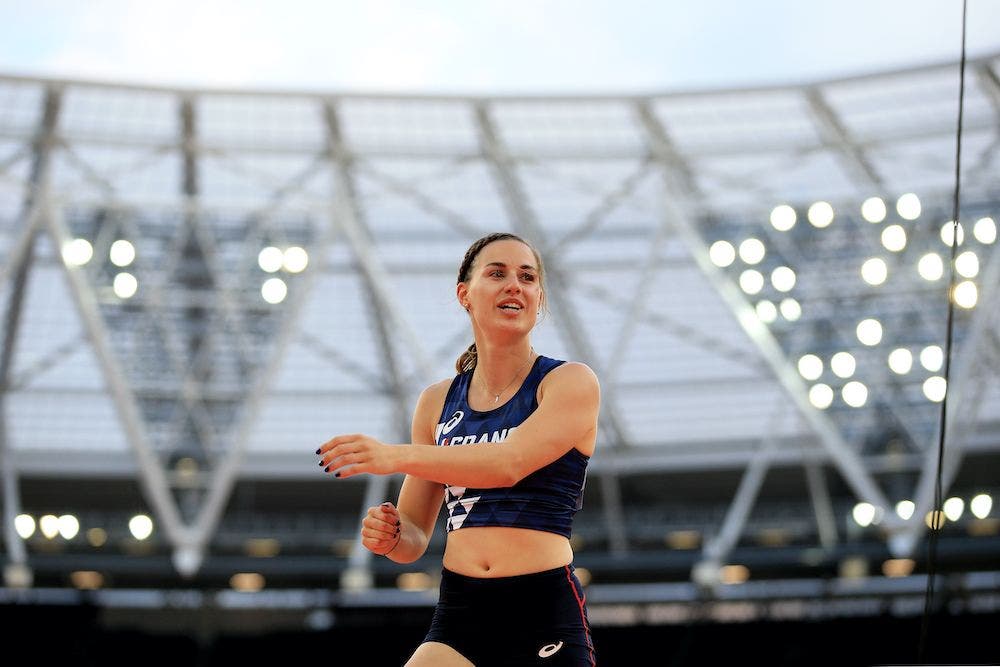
422;565;597;666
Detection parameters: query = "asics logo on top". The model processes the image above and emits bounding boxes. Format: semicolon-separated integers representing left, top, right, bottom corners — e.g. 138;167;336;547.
441;410;464;435
538;641;564;658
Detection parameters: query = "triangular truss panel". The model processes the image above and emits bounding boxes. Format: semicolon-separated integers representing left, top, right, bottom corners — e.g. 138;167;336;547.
250;266;394;455
8;258;129;458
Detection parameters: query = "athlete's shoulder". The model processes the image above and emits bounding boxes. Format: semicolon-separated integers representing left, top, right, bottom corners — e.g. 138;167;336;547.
539;359;600;392
411;376;460;443
417;376;458;406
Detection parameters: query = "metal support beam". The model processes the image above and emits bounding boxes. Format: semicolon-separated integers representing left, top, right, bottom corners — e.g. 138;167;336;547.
187;223;334;575
555;159;654;248
323;100;437;589
0;86;62;587
697;402;786;579
43;200;192;556
635;100;899;528
473;102;630;556
805;87;884;190
803;455;839;551
974;62;1000;118
355;161;484;238
891;240;1000;557
0;210;39;588
185;107;336;577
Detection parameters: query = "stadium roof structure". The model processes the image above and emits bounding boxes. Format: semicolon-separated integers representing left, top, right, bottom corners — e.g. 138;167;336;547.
1;52;999;628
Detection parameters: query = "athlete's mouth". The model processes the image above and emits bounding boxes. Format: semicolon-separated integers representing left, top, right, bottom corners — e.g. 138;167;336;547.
498;300;523;311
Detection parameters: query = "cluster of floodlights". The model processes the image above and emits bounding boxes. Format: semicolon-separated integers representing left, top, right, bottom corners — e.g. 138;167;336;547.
60;238;311;306
852;492;993;528
62;238;139;299
14;512;154;542
707;194;996;410
257;245;308;304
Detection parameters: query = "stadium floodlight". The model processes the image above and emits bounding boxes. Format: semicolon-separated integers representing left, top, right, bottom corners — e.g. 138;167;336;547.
896;193;921;220
918;253;944;281
779;298;801;321
943;497;964;522
129;514;154;540
925;510;946;529
39;514;59;539
231;573;266;592
739;238;766;265
953;281;978;309
852;502;877;527
887;348;913;374
113;272;138;299
770;204;796;231
973;217;997;244
856;319;883;346
807;201;834;228
923;376;947;402
895;500;915;520
61;238;94;267
14;514;35;539
830;351;856;378
262;278;288;304
881;225;907;252
808;383;834;409
739;269;764;295
87;528;107;547
709;240;736;267
57;515;80;540
258;246;284;273
70;571;104;590
770;266;796;292
842;381;868;408
883;559;915;577
860;257;888;285
109;239;136;267
861;197;887;223
719;565;750;585
941;222;965;247
283;246;309;273
755;300;777;323
797;354;823;381
920;345;943;372
970;494;993;519
955;251;979;278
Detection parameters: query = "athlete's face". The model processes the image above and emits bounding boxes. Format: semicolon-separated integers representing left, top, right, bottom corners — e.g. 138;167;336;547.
457;239;544;337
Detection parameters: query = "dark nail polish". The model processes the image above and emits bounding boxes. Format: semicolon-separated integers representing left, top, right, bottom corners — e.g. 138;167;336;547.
324;466;330;472
318;461;325;466
395;520;401;526
334;472;341;478
315;448;321;455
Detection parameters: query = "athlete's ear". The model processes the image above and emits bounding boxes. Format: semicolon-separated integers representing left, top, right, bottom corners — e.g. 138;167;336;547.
456;282;470;311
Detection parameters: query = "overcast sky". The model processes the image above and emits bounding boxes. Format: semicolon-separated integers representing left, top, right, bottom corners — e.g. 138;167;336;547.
1;0;998;93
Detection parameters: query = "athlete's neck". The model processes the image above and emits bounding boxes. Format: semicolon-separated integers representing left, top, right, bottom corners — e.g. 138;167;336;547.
472;344;536;403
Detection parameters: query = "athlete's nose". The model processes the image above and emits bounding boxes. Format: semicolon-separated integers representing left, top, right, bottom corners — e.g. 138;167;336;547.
503;274;521;293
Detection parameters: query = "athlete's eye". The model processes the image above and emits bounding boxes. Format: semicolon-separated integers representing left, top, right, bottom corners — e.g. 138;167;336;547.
520;273;536;282
490;269;504;278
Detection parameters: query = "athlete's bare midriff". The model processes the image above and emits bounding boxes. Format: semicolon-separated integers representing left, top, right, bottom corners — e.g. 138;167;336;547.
442;526;574;577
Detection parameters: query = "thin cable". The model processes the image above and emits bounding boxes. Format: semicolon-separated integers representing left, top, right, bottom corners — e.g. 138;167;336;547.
917;0;967;661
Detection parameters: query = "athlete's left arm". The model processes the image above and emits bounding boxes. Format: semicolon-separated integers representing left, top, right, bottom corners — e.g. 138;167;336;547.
318;362;599;487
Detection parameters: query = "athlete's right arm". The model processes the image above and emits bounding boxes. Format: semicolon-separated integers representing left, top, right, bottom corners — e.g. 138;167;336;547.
381;380;448;564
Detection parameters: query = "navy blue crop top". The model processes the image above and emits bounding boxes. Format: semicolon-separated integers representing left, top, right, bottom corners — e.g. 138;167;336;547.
433;355;589;538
